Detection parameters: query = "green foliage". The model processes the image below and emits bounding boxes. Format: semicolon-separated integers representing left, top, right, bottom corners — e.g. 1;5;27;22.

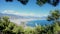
53;23;60;34
0;16;10;30
12;26;24;34
0;16;25;34
47;10;60;22
36;0;59;6
36;0;47;6
5;0;13;2
24;27;35;34
18;0;29;5
47;0;59;6
47;10;60;34
5;0;60;6
0;10;60;34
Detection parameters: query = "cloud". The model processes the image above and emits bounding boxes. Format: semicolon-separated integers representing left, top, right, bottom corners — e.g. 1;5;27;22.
1;10;48;17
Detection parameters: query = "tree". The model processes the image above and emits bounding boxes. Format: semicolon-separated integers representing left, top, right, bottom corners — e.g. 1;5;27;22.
18;0;29;5
36;0;47;6
0;16;16;34
37;0;59;6
5;0;60;6
6;0;13;2
0;16;10;31
53;23;60;34
0;17;4;30
2;16;10;26
3;22;16;34
24;27;36;34
12;26;24;34
34;25;47;34
47;10;60;34
47;10;60;22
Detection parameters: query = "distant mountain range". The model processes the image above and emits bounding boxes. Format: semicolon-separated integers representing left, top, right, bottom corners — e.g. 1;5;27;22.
0;13;46;20
0;13;47;25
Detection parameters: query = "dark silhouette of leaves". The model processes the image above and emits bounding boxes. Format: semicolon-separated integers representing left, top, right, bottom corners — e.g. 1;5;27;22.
5;0;60;6
18;0;29;5
47;0;59;6
36;0;47;6
52;0;59;6
5;0;13;2
37;0;59;6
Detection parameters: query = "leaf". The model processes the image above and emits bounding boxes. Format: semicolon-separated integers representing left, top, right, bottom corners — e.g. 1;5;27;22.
36;0;47;6
47;0;59;6
5;0;13;2
18;0;29;5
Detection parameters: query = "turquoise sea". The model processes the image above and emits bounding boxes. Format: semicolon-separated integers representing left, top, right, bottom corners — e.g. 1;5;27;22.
26;20;53;27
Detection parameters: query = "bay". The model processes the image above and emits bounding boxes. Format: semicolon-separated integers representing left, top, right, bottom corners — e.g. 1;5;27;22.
26;20;53;27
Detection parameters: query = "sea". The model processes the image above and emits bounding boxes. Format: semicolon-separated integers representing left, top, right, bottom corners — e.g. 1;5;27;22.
26;20;53;27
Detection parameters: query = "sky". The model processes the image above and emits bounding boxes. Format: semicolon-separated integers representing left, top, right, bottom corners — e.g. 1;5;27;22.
0;0;60;17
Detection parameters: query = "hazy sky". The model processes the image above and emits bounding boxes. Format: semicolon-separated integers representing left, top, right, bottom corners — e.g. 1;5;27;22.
0;0;60;17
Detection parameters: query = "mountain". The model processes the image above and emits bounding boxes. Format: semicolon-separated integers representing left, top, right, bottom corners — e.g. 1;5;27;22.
0;13;46;25
0;13;42;19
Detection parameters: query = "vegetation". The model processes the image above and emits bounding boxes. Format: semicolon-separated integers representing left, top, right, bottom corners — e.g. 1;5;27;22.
5;0;60;6
0;10;60;34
